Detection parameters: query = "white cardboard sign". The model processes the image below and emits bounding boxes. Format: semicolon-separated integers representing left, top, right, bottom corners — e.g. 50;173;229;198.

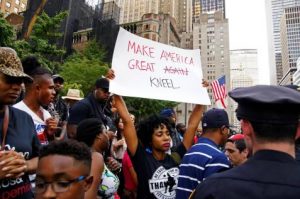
110;28;211;105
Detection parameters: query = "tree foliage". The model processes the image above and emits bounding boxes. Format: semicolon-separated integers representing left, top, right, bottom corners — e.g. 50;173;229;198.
0;13;15;46
60;40;109;96
124;97;178;121
14;11;67;72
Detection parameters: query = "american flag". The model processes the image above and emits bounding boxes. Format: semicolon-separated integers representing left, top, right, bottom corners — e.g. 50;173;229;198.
211;75;227;109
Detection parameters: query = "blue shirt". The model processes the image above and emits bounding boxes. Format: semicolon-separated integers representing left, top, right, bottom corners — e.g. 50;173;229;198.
176;137;230;199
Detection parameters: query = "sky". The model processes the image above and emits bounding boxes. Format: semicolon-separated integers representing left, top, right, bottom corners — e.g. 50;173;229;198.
225;0;270;84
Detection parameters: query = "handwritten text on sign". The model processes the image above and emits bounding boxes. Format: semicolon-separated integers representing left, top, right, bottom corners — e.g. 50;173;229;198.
110;28;210;105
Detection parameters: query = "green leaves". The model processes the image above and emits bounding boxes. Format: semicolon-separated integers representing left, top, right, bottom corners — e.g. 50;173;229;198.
0;16;15;46
124;97;178;121
32;11;67;40
60;40;109;96
11;11;67;72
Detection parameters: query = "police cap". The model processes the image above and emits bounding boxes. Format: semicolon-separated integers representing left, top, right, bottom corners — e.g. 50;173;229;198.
229;85;300;124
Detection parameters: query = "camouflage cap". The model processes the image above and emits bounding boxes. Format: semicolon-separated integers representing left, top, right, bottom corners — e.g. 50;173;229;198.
0;47;32;81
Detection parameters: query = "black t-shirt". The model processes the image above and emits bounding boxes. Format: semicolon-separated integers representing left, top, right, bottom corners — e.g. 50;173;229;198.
68;94;113;127
67;98;92;125
130;143;186;199
0;107;40;199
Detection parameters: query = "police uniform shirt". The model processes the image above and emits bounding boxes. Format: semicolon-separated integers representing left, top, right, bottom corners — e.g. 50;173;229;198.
192;150;300;199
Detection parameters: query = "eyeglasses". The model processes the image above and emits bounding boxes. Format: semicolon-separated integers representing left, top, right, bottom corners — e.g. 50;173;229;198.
35;175;87;193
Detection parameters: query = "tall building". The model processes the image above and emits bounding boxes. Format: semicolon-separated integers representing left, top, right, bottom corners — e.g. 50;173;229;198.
177;0;193;33
193;0;200;20
279;6;300;85
293;57;300;86
180;32;193;49
160;0;193;34
118;0;159;24
117;0;193;34
73;0;121;60
0;0;27;15
97;0;120;23
159;0;192;33
159;0;178;19
193;0;225;21
92;1;120;61
193;10;230;111
230;49;258;128
266;0;300;84
23;0;95;54
121;13;180;47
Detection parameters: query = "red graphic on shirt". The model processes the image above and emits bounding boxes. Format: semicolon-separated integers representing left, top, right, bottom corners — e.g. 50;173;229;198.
35;124;49;145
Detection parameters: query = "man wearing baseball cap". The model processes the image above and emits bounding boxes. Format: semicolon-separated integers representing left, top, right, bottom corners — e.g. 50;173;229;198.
0;47;40;198
176;108;230;199
192;85;300;199
47;74;68;139
67;77;111;139
224;134;249;167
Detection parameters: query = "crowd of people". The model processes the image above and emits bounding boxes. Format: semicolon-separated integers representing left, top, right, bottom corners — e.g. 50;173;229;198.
1;46;300;199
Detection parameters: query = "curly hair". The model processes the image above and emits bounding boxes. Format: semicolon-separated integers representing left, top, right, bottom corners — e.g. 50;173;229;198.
136;115;172;148
76;118;106;147
39;140;91;169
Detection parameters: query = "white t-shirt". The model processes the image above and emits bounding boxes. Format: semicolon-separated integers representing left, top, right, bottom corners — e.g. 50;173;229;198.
14;101;52;145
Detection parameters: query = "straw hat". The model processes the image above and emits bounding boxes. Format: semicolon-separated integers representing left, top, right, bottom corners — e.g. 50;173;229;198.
62;89;83;101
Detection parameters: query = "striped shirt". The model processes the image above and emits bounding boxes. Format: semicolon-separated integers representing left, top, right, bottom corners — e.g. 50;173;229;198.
176;138;230;199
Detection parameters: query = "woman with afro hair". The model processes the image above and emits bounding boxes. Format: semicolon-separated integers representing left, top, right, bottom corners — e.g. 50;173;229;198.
112;95;204;199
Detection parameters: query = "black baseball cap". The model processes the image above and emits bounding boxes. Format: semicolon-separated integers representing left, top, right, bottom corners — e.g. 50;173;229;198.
202;108;229;130
52;74;64;84
95;78;109;89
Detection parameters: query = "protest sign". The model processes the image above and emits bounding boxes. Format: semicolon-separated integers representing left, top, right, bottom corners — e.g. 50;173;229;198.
110;28;211;105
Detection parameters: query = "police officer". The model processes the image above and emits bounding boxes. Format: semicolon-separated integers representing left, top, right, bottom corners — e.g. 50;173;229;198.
191;85;300;199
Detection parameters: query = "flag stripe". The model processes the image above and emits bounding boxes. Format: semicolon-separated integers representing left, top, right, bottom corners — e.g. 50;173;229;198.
211;75;227;108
